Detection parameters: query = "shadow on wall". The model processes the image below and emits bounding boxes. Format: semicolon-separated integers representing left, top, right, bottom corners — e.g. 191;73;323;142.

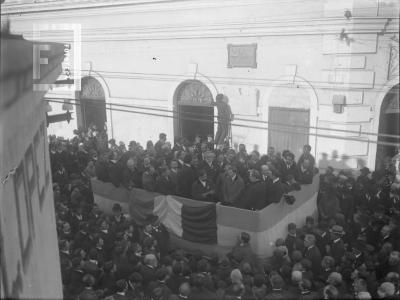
318;150;366;174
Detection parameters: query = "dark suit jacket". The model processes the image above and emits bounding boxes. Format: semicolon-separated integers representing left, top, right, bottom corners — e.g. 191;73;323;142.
177;165;195;198
241;180;268;210
295;166;313;184
156;175;176;195
297;153;315;168
304;245;322;275
265;289;294;300
121;167;142;189
285;234;305;256
330;238;345;265
315;231;330;256
278;160;297;182
95;160;111;182
139;264;157;288
266;179;285;204
198;160;218;183
191;179;215;202
188;288;218;300
222;175;245;206
152;224;170;257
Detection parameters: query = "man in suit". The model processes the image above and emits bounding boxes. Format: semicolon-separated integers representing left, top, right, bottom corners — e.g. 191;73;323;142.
241;169;268;210
303;234;322;276
139;254;158;289
95;152;111;182
260;164;272;184
221;164;245;206
265;274;293;300
191;169;215;202
315;221;330;257
198;151;218;184
121;158;142;189
169;282;191;300
278;150;297;183
265;165;286;205
151;214;170;259
285;223;305;257
228;232;255;268
169;160;179;191
107;279;130;300
154;133;167;157
188;274;218;300
177;154;195;198
155;166;176;195
297;144;315;169
328;225;346;266
295;158;314;184
257;146;276;170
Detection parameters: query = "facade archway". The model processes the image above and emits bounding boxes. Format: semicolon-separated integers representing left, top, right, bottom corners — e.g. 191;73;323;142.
173;80;214;143
262;75;319;159
369;80;400;169
375;84;400;171
76;76;107;132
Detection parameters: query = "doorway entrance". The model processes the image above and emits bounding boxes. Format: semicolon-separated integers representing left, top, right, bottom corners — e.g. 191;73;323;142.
180;105;214;142
174;80;214;143
76;77;107;132
268;107;310;159
376;84;400;171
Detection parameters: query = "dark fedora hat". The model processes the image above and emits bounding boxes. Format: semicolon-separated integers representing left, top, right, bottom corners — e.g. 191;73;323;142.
330;225;345;236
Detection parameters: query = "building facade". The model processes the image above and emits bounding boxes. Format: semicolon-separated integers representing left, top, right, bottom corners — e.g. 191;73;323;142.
0;33;64;299
2;0;399;171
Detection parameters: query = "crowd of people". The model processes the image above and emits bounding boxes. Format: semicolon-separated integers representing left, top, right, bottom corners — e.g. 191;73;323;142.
50;125;400;299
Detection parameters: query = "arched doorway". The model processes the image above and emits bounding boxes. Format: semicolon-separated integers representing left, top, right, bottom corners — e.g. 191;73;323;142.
376;84;400;171
76;77;107;132
267;85;312;159
173;80;214;143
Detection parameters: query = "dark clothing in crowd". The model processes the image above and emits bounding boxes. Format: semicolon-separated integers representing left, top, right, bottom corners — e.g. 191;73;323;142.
50;128;400;300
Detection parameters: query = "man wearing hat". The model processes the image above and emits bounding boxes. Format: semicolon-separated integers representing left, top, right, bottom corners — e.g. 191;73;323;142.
110;203;126;233
107;279;129;300
328;225;346;265
191;168;216;202
198;150;218;183
285;223;305;257
228;232;255;268
304;234;322;276
357;167;371;186
141;214;169;258
176;153;195;198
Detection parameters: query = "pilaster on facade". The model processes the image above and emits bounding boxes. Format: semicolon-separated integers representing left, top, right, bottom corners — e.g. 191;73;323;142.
320;0;399;169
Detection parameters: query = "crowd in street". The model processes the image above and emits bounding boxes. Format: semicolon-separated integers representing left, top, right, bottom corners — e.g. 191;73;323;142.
50;125;400;299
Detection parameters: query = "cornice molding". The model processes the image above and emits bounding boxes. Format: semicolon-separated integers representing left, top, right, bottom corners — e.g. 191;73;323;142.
70;70;382;91
1;0;290;16
15;17;399;42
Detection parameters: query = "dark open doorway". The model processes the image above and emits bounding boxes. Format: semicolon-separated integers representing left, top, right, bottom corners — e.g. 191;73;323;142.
77;77;107;132
173;80;214;143
376;84;400;171
179;104;214;143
